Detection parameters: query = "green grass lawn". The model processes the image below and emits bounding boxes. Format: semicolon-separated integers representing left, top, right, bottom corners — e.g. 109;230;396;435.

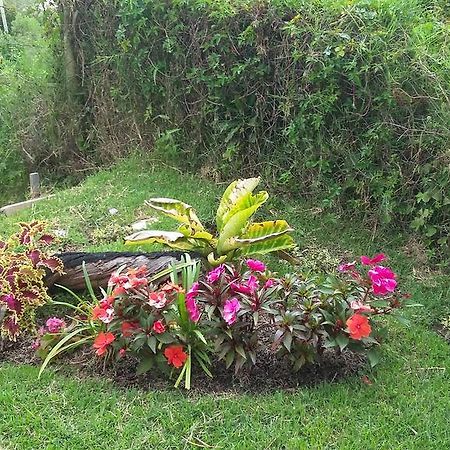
1;157;449;449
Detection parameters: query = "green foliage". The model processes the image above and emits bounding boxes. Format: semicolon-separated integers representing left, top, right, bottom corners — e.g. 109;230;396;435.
66;0;449;263
125;177;295;265
0;221;63;340
0;12;55;204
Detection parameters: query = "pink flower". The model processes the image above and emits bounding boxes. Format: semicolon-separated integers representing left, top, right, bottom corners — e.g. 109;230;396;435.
31;339;41;350
368;265;397;295
361;253;386;266
350;300;373;313
152;320;166;334
222;298;241;325
186;283;201;322
246;259;266;272
147;292;167;309
119;348;126;358
338;261;356;272
45;317;66;333
207;265;225;283
230;275;259;295
264;279;275;288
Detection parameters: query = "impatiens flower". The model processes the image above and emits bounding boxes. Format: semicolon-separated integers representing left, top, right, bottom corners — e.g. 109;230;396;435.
368;265;397;295
45;317;66;333
222;298;241;325
361;253;386;266
207;265;225;283
119;348;126;358
160;282;184;294
93;332;115;356
338;261;356;272
264;278;275;288
246;259;266;272
346;314;372;340
185;282;201;322
108;272;129;287
152;320;166;334
147;291;167;309
31;339;41;350
350;300;373;313
92;305;114;323
230;275;259;295
164;345;188;368
121;321;139;338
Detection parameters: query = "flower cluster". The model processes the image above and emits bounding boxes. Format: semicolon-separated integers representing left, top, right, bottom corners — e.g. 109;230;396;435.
0;222;63;340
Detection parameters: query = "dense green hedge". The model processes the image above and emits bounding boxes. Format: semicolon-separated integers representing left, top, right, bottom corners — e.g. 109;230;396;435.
67;0;449;260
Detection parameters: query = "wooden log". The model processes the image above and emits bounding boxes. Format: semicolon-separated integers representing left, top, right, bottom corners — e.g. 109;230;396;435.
45;251;199;291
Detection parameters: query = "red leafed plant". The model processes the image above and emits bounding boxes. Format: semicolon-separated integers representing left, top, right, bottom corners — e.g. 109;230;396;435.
0;222;63;340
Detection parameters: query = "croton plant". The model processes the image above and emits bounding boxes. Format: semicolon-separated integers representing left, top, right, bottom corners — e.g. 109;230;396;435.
125;177;295;266
0;222;63;340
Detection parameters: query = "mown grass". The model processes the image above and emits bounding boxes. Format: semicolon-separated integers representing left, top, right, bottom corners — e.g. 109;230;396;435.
0;156;449;449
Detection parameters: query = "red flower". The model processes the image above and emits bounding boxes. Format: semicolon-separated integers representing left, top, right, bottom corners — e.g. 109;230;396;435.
152;320;166;334
346;314;372;340
93;332;115;356
164;345;188;368
121;321;139;337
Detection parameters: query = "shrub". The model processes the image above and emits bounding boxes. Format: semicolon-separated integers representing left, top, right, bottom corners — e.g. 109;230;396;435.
125;177;295;266
61;0;449;262
37;252;412;388
0;222;63;340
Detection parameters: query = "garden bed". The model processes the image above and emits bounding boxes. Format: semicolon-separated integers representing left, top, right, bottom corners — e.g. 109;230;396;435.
1;335;366;393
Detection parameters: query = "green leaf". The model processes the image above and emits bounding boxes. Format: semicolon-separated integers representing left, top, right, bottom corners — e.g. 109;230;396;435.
216;178;260;232
225;350;235;368
239;234;295;256
145;198;204;230
283;333;292;352
216;191;269;254
147;336;157;353
367;348;381;367
136;357;154;375
235;344;247;359
235;220;293;244
336;333;349;352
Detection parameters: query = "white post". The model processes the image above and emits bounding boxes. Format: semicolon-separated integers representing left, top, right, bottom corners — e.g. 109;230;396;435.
30;172;40;198
0;0;8;34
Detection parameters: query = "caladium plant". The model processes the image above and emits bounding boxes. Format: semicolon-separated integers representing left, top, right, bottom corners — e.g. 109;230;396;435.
125;178;295;266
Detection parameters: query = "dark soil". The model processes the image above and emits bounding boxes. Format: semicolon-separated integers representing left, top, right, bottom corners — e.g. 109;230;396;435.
435;323;450;344
1;337;367;394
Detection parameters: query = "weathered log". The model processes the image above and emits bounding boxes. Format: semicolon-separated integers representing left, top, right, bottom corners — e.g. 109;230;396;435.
45;251;198;291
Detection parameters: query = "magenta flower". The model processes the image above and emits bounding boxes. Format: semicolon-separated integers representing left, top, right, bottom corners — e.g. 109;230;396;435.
45;317;66;333
207;265;225;283
264;278;275;288
361;253;385;266
338;261;356;272
185;282;200;322
222;298;241;325
230;275;259;295
246;259;266;272
368;265;397;295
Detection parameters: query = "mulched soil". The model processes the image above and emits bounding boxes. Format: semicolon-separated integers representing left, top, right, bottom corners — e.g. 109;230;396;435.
0;336;367;394
435;323;450;344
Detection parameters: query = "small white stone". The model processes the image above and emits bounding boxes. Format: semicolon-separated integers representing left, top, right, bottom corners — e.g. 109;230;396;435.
53;229;67;238
109;208;119;215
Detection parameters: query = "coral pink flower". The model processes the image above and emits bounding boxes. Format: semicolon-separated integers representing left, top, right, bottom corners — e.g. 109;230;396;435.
346;314;372;340
207;265;225;283
93;332;115;356
152;320;166;334
361;253;385;266
222;298;241;325
368;265;397;295
92;305;114;323
147;292;167;309
246;259;266;272
164;345;188;368
45;317;66;333
108;272;129;287
350;300;373;313
338;261;356;272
